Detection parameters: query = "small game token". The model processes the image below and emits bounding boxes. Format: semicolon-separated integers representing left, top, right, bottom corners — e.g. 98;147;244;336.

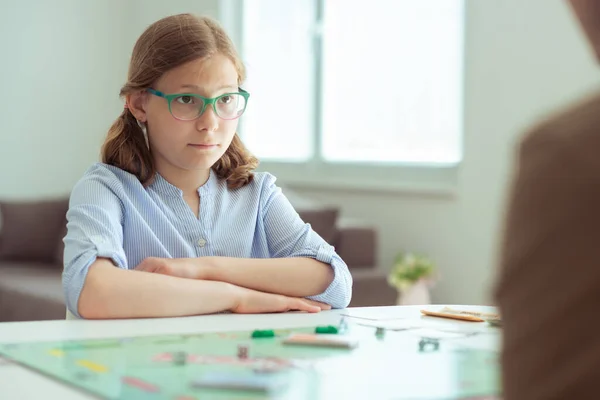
173;351;187;366
251;330;275;338
283;333;358;349
419;338;440;352
375;327;385;338
339;317;348;332
237;345;249;360
315;325;339;334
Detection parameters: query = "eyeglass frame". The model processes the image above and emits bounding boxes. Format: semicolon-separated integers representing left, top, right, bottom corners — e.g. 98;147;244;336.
146;87;250;121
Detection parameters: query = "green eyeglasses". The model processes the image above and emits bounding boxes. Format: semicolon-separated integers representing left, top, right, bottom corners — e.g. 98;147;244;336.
147;88;250;121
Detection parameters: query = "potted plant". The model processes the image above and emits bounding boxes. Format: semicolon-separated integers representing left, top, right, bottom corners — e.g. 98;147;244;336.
388;252;437;305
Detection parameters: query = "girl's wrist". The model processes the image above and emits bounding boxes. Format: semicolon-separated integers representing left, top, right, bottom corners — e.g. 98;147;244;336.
186;256;220;280
226;282;244;311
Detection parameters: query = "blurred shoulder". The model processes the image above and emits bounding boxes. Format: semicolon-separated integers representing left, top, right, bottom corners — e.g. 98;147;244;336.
519;91;600;170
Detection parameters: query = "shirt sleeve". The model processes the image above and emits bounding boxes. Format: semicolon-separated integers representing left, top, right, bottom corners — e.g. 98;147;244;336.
260;173;353;309
62;170;128;319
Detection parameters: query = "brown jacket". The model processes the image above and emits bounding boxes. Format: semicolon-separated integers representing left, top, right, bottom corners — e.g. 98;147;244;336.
495;91;600;399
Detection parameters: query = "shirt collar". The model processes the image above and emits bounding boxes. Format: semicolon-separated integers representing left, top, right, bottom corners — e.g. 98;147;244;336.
151;168;219;197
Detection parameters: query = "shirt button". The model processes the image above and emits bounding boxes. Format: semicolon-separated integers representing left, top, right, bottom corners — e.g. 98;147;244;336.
197;238;207;247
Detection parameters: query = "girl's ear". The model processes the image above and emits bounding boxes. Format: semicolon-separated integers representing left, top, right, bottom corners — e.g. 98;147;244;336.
126;91;148;123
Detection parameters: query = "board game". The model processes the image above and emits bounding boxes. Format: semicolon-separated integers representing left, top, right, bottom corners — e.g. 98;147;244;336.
0;319;501;399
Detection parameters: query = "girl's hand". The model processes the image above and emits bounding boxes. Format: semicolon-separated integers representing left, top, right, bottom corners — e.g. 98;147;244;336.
230;286;332;314
135;257;198;279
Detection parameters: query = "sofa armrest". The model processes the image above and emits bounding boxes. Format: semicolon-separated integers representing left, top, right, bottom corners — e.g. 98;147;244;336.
335;224;376;269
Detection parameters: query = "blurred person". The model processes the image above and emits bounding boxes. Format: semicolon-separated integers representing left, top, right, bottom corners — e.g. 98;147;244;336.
494;1;600;398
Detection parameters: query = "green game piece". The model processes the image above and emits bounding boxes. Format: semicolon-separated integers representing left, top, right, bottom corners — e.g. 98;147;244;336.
251;330;275;338
315;325;339;334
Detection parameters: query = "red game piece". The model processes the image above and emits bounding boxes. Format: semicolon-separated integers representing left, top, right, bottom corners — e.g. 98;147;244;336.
237;344;249;359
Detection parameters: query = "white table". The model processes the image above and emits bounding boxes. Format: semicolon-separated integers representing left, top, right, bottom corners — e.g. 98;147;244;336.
0;305;501;400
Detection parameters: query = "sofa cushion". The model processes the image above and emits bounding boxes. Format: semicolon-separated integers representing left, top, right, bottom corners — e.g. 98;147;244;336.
297;208;339;245
349;268;398;307
281;186;340;245
0;199;68;264
0;264;65;321
54;223;68;266
335;223;377;268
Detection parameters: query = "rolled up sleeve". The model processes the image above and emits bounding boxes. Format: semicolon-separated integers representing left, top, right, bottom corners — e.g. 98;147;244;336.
62;171;128;318
260;174;353;308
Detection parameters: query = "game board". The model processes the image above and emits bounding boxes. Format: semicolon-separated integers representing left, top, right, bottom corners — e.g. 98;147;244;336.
0;322;501;399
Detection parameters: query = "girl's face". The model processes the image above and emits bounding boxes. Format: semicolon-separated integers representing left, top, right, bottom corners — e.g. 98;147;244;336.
139;54;241;173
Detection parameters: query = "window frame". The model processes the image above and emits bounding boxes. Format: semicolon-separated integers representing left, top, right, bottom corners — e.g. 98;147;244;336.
219;0;464;195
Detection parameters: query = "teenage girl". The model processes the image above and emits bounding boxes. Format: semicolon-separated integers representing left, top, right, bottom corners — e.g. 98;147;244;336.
62;14;353;319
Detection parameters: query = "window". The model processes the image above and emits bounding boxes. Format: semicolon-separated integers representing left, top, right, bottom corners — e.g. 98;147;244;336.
223;0;465;191
239;0;317;162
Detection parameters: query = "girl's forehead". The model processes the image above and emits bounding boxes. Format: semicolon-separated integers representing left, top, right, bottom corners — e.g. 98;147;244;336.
158;54;238;94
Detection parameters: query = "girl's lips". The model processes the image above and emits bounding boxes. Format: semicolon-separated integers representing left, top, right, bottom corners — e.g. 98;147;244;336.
188;144;218;149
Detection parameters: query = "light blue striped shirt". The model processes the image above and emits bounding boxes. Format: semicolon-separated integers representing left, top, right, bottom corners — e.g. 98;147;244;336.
62;163;352;318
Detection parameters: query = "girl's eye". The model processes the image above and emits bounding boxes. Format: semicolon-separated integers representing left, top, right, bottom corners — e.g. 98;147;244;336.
218;95;232;104
176;95;195;105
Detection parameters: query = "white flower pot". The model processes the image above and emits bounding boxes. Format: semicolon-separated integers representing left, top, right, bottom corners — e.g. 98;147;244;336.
397;279;431;306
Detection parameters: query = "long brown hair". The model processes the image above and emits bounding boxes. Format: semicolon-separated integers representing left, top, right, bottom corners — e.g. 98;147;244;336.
101;14;258;189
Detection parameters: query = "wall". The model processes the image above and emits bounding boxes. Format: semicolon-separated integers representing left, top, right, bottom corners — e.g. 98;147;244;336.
0;0;218;199
294;0;600;305
0;0;127;199
124;0;219;50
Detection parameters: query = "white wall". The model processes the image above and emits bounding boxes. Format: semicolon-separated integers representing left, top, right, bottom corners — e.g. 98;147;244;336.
0;0;219;199
124;0;220;52
0;0;127;198
1;0;598;304
294;0;600;305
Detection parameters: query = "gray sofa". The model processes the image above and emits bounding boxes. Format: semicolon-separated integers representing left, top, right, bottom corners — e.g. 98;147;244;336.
0;198;396;322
